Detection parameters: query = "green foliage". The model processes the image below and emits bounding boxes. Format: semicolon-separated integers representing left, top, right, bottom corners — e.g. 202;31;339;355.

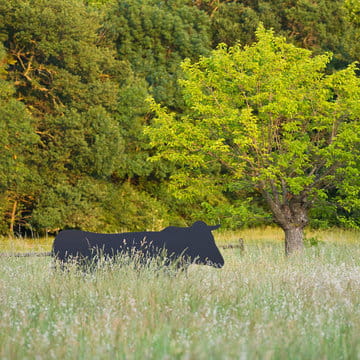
0;46;36;188
147;26;360;231
85;0;115;7
42;107;124;178
114;76;153;179
303;235;323;247
31;178;107;232
344;0;360;24
101;182;179;232
188;198;271;230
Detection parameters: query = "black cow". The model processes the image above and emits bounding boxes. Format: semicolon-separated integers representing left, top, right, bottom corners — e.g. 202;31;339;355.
52;221;224;268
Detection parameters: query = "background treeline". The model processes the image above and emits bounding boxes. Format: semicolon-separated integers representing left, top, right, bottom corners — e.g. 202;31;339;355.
0;0;359;235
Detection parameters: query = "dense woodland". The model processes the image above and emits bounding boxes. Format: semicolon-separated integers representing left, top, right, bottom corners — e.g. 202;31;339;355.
0;0;359;236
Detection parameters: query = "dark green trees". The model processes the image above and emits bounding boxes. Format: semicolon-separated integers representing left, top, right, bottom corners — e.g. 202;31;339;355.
0;0;128;233
0;0;359;235
207;0;360;69
103;0;211;108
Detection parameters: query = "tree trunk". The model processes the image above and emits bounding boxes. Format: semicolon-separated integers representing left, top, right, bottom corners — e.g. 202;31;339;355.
261;189;308;255
284;226;305;255
9;200;18;237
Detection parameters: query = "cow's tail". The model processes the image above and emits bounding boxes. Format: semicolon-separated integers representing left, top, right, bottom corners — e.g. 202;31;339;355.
0;252;52;257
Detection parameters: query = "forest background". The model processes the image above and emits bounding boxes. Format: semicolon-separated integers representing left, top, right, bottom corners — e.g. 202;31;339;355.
0;0;359;236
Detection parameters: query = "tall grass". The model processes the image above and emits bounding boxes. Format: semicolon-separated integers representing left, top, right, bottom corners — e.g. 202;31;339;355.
1;236;359;359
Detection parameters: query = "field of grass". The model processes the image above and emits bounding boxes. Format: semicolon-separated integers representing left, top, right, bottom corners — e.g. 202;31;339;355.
0;228;359;359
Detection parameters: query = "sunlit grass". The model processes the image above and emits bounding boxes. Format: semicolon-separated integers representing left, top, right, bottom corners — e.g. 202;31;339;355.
0;229;359;359
1;226;359;253
0;235;52;253
216;226;360;245
216;226;284;245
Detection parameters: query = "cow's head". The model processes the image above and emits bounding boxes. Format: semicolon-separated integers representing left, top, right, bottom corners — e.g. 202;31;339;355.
188;221;224;268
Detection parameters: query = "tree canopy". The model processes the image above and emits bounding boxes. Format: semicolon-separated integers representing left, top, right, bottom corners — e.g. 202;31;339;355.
0;0;359;236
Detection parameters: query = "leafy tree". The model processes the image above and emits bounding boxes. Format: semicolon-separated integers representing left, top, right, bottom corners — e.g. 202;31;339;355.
147;27;360;254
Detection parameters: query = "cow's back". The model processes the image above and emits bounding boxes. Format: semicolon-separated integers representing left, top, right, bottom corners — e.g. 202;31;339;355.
52;230;163;262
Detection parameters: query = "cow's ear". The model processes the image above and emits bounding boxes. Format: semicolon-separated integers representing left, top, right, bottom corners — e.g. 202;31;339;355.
192;221;220;231
209;224;220;231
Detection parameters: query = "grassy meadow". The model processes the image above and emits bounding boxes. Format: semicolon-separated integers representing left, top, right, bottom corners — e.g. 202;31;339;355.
0;228;359;359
